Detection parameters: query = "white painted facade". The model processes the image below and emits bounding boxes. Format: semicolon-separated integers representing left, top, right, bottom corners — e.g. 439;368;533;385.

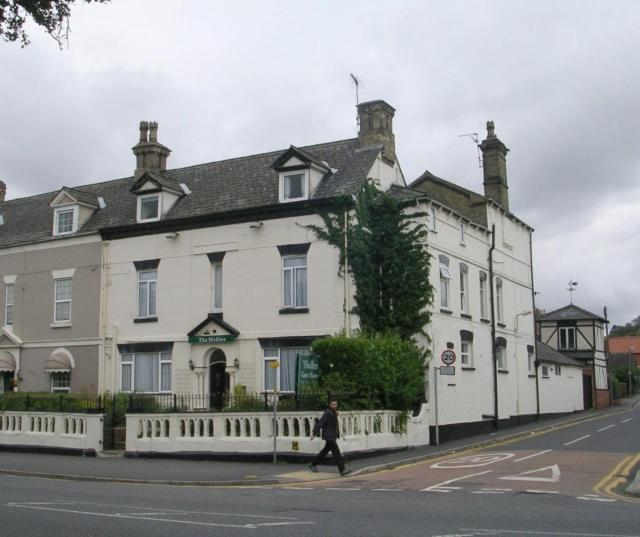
538;363;584;414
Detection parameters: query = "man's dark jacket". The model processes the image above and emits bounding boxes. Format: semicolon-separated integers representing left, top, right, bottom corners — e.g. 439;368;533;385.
313;408;340;441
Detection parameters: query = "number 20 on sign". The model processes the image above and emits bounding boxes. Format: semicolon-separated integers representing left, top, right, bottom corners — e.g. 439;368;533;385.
441;350;456;366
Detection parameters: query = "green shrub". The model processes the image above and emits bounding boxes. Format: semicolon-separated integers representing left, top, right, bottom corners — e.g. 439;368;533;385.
312;333;427;411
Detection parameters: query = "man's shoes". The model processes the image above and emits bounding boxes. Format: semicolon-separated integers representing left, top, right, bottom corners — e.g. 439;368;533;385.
340;469;352;477
308;463;318;473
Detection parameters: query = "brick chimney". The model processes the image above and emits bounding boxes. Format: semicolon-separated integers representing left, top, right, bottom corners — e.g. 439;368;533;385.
357;100;396;163
132;121;171;177
0;180;5;201
480;120;509;210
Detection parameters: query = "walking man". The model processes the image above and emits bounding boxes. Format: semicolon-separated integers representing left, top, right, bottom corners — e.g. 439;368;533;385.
308;399;351;476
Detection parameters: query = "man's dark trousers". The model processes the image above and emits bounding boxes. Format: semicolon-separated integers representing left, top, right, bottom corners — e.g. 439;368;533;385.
311;439;345;472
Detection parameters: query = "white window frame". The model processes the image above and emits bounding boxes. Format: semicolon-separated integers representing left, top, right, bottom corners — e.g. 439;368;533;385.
496;339;507;370
262;346;310;393
555;364;562;375
439;256;451;309
429;206;437;232
460;222;466;244
50;372;71;393
137;269;157;318
461;340;473;366
541;365;549;378
282;254;307;309
120;351;172;393
5;284;14;326
211;261;223;312
279;171;309;203
137;193;161;223
527;346;535;373
496;277;504;323
479;271;488;319
54;278;72;323
53;206;78;236
559;326;576;350
459;264;469;314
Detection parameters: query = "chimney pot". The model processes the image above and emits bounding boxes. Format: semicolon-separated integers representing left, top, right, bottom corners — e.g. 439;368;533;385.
356;100;397;163
132;121;171;177
480;121;510;210
0;180;6;202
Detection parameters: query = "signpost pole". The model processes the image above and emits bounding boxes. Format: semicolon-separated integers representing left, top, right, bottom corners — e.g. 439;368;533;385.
433;366;439;446
273;392;278;464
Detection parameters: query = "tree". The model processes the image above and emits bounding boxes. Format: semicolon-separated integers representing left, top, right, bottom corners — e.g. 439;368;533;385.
610;314;640;337
0;0;109;47
308;181;433;341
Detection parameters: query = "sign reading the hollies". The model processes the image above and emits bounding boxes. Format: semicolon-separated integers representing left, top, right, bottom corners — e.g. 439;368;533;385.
297;353;320;389
188;334;236;344
441;349;456;366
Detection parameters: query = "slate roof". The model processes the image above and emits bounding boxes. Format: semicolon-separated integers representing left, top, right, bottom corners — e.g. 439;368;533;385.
58;186;100;207
0;138;381;249
537;304;607;323
536;341;584;367
409;170;489;226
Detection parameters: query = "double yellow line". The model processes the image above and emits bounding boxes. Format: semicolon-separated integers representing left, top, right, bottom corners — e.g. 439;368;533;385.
594;452;640;503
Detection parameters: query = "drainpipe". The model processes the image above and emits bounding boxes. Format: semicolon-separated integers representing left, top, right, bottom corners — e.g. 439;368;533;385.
489;224;498;432
529;232;540;421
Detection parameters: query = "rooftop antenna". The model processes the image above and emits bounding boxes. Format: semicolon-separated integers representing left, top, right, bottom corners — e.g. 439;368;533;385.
567;279;578;304
350;73;360;126
458;132;482;168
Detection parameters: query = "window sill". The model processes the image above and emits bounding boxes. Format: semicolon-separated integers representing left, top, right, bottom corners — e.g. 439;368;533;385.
461;366;476;371
460;313;472;320
542;376;550;379
498;369;509;374
279;307;309;315
51;321;72;328
134;316;158;323
528;374;537;378
497;322;506;328
440;308;453;315
459;242;466;247
480;318;491;324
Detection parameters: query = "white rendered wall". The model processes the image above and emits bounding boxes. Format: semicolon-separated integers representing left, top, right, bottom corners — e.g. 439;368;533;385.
539;365;584;413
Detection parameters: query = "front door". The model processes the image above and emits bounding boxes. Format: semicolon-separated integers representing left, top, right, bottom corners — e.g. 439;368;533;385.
209;349;229;410
0;372;12;393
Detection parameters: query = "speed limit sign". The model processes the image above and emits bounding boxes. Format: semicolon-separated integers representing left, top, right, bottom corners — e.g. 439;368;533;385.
441;349;456;366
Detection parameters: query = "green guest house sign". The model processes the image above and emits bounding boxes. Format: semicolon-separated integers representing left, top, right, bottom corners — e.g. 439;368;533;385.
188;334;236;344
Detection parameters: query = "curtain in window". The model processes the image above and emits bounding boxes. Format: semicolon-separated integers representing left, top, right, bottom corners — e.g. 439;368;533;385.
134;353;159;392
283;256;307;307
280;347;309;392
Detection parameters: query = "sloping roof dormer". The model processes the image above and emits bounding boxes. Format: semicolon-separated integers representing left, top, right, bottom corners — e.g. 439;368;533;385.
130;170;186;223
272;146;331;203
49;186;100;237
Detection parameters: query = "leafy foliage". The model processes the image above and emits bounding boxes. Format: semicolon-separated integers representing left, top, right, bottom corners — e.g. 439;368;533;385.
609;315;640;336
312;333;426;411
308;181;433;340
0;0;110;47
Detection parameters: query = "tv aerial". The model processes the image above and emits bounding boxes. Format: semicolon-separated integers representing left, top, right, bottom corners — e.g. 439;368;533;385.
458;132;482;168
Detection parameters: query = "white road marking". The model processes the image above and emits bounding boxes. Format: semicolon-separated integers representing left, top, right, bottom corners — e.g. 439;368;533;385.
620;418;632;423
500;465;560;483
6;501;313;529
282;487;314;490
577;496;616;502
431;453;514;469
324;487;360;491
371;488;404;492
472;490;505;494
524;489;558;494
481;488;512;492
421;470;493;491
563;434;590;446
462;528;640;536
597;425;615;432
514;450;551;462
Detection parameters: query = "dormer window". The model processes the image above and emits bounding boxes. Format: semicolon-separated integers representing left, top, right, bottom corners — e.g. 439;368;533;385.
281;171;308;202
54;206;78;236
137;193;161;222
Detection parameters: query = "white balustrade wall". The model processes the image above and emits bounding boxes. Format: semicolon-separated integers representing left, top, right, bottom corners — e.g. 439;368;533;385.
0;411;103;453
125;404;430;455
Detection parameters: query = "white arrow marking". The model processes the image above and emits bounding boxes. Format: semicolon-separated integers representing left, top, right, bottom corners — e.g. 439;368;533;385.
500;465;560;483
514;449;551;462
422;470;492;491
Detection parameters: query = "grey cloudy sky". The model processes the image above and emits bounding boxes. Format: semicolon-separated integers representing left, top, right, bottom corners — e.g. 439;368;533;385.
1;0;638;326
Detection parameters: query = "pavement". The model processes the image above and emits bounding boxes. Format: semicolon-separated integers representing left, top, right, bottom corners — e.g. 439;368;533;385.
1;396;639;493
